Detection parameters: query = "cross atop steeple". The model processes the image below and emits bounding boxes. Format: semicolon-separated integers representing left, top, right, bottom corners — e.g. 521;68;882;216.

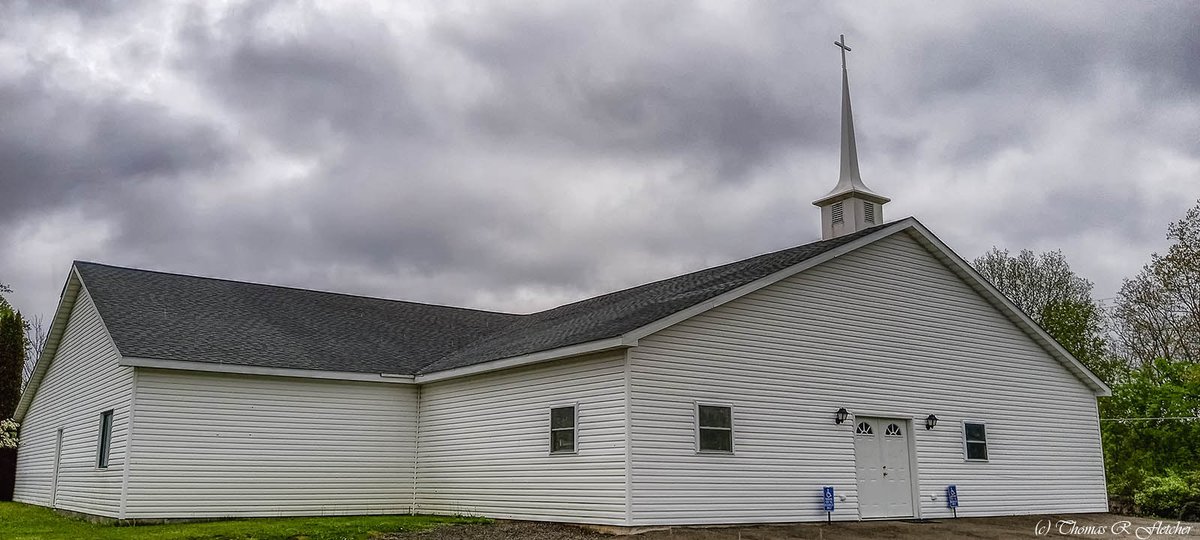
834;34;851;70
813;33;890;240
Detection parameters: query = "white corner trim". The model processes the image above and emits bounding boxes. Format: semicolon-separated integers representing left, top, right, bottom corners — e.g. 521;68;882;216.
622;347;634;526
118;368;139;519
906;222;1112;397
414;336;637;383
623;218;919;341
119;356;416;384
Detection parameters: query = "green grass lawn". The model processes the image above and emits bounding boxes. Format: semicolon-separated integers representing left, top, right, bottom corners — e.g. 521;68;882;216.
0;502;488;540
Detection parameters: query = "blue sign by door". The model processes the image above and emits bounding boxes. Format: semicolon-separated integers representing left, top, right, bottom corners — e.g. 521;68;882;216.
823;486;835;512
946;485;959;508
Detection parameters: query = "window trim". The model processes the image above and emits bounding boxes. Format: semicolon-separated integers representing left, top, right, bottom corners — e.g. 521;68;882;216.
548;403;579;455
96;409;114;469
694;402;735;454
962;420;989;462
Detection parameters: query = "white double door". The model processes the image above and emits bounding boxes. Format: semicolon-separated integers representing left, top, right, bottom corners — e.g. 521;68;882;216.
853;417;915;519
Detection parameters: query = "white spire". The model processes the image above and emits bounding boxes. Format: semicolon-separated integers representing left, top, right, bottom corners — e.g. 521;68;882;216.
813;34;889;239
816;33;892;206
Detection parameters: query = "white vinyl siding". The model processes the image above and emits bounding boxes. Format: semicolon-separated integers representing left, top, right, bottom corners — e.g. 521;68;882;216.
414;351;627;525
627;231;1107;525
13;288;132;517
124;369;417;519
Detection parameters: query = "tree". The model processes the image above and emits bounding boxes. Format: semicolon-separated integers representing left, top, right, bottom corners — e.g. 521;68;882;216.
0;307;24;419
0;299;17;503
0;281;47;386
972;248;1117;381
1101;358;1200;516
23;314;46;385
1103;200;1200;517
1114;200;1200;368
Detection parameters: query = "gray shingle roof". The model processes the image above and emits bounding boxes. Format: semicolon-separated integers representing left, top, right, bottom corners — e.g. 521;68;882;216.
75;263;523;375
76;223;890;376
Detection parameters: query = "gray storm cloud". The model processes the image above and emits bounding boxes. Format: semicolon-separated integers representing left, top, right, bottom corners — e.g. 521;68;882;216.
2;0;1198;322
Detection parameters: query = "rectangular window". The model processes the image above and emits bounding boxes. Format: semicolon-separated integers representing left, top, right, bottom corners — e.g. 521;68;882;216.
97;410;114;468
964;421;988;461
696;404;733;453
832;202;844;224
863;201;875;223
549;406;576;454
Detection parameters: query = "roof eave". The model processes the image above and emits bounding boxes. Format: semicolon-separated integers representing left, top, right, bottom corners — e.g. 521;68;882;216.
904;222;1112;397
812;188;892;207
14;266;86;422
121;356;417;384
414;336;639;383
622;219;915;342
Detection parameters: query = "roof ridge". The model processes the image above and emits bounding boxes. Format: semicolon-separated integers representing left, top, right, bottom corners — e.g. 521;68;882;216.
72;260;524;318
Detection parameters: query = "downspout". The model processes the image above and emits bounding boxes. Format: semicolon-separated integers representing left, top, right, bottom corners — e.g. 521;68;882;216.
623;348;633;526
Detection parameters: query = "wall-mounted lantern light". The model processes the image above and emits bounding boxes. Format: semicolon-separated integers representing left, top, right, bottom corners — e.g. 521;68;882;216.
925;414;939;430
835;408;850;425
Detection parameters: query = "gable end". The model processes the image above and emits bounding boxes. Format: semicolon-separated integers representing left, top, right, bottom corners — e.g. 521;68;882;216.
14;266;108;421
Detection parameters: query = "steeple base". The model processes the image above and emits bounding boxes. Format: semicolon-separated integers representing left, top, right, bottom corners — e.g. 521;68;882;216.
816;193;885;240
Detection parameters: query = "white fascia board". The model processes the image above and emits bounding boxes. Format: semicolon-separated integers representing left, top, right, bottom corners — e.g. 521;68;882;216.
623;218;919;342
13;267;84;422
120;356;416;384
413;336;637;383
906;221;1112;397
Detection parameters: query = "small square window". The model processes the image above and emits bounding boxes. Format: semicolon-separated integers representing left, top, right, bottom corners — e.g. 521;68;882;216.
964;421;988;461
550;406;576;454
97;410;114;468
697;404;733;453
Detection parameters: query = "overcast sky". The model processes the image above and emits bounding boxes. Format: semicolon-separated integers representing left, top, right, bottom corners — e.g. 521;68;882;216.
2;1;1198;322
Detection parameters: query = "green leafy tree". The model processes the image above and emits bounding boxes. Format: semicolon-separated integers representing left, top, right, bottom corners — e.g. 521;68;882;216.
1102;359;1200;516
0;291;23;502
972;248;1118;381
0;306;24;419
0;282;45;385
1104;200;1200;517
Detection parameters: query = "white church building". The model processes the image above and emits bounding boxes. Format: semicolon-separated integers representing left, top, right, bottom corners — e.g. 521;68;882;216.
12;37;1109;526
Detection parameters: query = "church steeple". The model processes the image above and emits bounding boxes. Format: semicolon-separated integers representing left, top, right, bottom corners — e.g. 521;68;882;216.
813;34;890;240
